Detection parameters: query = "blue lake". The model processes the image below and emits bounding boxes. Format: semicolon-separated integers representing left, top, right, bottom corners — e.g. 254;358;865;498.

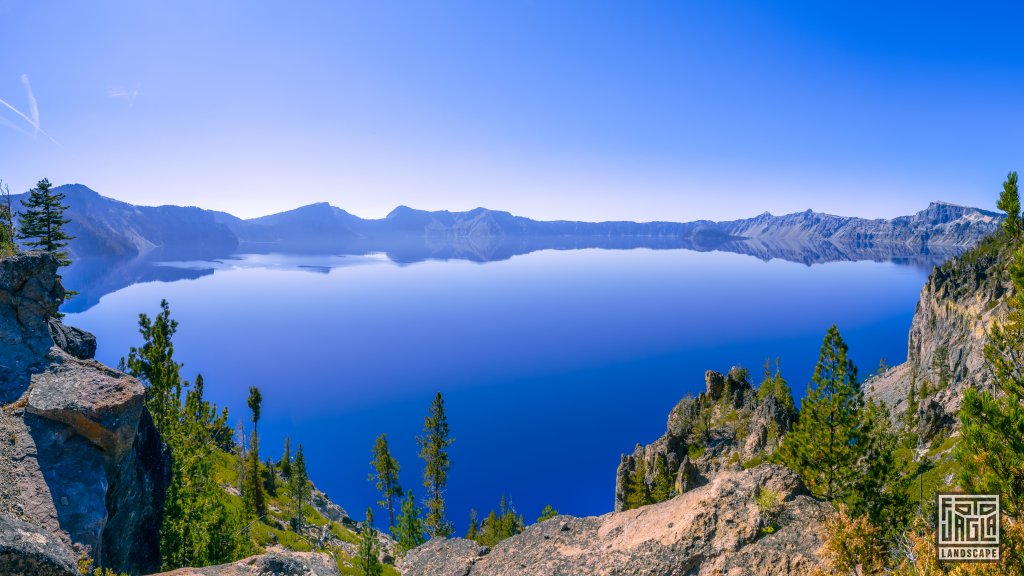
63;247;932;531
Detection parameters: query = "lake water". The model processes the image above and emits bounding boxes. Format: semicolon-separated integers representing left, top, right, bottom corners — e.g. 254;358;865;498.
63;247;933;531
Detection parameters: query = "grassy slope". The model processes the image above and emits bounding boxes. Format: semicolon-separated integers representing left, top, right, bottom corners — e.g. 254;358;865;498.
208;449;399;575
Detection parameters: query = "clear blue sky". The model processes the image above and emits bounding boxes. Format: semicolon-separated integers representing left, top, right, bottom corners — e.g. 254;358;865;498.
1;1;1022;221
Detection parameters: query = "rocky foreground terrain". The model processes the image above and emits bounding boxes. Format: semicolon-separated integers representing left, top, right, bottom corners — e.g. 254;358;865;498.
0;253;346;576
865;231;1013;438
0;252;166;574
399;464;830;576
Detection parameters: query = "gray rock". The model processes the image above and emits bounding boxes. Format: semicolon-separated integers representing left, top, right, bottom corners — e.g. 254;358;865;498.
153;551;341;575
401;465;831;576
0;253;64;402
0;513;78;576
397;538;488;576
615;368;792;511
0;254;168;574
48;318;97;360
865;231;1012;437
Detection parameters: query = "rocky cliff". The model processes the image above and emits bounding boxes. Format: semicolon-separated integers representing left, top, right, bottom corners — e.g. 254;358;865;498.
0;252;168;575
865;230;1013;438
398;464;830;576
614;367;793;512
155;551;341;576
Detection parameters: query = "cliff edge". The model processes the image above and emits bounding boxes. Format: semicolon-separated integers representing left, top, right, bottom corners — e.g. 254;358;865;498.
0;252;169;575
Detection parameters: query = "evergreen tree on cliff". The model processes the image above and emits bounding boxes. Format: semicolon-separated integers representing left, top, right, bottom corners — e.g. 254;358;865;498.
126;299;183;434
244;386;267;519
357;508;384;576
280;435;292;477
291;443;310;531
17;178;73;267
777;325;864;501
957;172;1024;520
418;392;455;537
0;180;15;257
998;170;1022;240
394;490;426;553
776;325;908;533
370;433;402;532
125;300;242;569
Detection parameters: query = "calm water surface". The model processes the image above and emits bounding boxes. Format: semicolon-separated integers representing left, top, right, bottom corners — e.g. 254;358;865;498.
64;248;930;530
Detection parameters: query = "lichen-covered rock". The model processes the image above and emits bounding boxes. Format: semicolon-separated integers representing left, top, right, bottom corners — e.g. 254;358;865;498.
0;513;78;576
154;551;341;575
401;464;831;576
0;253;168;574
0;253;64;402
48;318;97;360
614;367;792;511
865;231;1012;438
397;538;488;576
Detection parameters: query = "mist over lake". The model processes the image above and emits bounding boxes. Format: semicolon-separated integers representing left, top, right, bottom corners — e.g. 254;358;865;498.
60;246;932;530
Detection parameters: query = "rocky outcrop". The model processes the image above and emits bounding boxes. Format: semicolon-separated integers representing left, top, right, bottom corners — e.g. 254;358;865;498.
155;551;341;576
0;253;168;574
614;367;793;511
0;252;65;402
399;464;832;576
0;513;78;576
48;318;97;360
865;231;1013;438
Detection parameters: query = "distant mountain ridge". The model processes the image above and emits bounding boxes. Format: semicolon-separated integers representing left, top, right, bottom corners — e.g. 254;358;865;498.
13;184;1003;264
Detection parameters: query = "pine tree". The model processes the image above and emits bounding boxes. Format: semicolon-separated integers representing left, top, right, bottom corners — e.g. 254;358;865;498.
291;443;310;531
536;504;558;523
394;490;426;553
124;301;241;569
244;386;266;519
417;392;454;538
370;433;402;532
758;358;796;421
279;436;292;477
624;451;651;510
356;508;383;576
125;300;183;434
650;453;674;503
846;400;912;537
264;456;277;496
998;171;1022;240
776;325;864;501
957;189;1024;519
465;509;480;540
17;178;73;267
473;495;525;546
0;179;15;257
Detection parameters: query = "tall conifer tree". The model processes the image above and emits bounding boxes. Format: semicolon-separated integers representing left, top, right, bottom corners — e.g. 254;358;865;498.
957;174;1024;519
417;392;454;537
357;508;384;576
394;490;426;553
776;324;863;501
17;178;73;266
370;433;402;532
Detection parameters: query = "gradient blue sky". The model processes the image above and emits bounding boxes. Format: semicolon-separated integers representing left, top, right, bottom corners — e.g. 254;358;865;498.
1;1;1023;221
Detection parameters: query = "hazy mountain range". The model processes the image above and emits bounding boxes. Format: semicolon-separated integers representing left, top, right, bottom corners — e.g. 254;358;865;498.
10;184;1003;312
13;184;1004;263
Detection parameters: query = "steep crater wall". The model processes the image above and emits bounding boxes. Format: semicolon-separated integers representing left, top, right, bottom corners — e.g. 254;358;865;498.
0;252;168;575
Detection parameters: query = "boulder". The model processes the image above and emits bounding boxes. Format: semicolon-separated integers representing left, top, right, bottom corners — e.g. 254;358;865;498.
0;253;64;402
48;318;97;360
0;513;78;576
154;551;341;576
397;538;488;576
0;253;168;574
26;351;145;460
401;464;832;576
